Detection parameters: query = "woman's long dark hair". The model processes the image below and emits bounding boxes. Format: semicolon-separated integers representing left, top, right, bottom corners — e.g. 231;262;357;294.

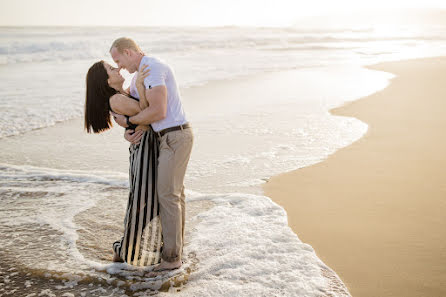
85;60;118;133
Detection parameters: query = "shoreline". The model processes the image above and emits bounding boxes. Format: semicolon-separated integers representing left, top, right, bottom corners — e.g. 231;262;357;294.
263;57;446;297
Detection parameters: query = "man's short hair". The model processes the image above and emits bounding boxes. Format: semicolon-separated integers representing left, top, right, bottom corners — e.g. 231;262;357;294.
110;37;142;54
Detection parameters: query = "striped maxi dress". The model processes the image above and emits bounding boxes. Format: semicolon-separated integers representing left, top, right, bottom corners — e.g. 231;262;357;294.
113;128;163;266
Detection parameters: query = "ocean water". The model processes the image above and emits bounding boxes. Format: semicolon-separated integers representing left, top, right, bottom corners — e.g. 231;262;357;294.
1;25;446;296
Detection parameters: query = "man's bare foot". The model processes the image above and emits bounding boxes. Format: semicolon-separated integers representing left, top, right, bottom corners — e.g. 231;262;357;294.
146;259;182;277
154;259;182;272
112;251;124;263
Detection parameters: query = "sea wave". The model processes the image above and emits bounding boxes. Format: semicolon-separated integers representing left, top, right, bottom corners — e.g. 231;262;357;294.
0;163;128;186
1;25;445;65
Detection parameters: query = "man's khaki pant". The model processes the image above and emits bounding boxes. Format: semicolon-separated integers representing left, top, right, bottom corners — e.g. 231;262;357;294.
157;127;193;262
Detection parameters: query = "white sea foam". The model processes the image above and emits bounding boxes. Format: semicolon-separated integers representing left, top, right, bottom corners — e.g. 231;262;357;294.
0;164;349;296
0;165;121;273
158;192;348;296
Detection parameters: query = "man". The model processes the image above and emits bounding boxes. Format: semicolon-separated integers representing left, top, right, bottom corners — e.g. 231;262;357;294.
110;37;193;273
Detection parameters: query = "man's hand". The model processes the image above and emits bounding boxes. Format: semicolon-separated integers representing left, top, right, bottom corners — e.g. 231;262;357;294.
124;129;144;145
111;111;128;128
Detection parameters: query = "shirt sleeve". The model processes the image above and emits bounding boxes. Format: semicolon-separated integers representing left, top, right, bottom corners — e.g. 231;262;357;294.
144;62;166;88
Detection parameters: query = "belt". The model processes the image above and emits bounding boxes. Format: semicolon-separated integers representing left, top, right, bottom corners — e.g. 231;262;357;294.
156;123;190;138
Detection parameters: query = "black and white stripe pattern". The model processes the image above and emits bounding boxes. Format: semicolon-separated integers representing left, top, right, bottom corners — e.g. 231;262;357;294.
113;129;163;266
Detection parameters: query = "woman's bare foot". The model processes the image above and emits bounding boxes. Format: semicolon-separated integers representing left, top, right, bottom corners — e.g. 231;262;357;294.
112;251;124;263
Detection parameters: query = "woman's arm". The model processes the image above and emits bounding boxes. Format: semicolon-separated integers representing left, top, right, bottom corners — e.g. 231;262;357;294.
110;95;147;132
137;86;148;110
109;94;141;116
109;64;150;115
136;64;151;110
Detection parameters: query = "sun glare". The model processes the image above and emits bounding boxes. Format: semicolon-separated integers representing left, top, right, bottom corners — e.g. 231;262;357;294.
1;0;446;26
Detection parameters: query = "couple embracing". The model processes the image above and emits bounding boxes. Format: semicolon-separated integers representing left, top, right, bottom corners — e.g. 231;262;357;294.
85;37;193;274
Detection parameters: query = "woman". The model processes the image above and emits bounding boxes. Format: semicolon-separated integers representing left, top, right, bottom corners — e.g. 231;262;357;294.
85;61;163;267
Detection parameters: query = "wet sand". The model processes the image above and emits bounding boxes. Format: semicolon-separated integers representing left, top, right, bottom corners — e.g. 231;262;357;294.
264;57;446;297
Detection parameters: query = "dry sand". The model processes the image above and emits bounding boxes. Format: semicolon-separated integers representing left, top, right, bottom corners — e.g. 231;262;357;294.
264;57;446;297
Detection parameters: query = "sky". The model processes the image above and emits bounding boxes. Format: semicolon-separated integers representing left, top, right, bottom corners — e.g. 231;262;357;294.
1;0;446;26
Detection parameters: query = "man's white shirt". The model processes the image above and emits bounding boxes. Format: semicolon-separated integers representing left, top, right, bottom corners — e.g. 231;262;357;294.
129;56;187;132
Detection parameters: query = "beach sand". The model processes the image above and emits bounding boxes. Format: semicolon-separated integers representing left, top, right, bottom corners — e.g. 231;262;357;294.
264;57;446;297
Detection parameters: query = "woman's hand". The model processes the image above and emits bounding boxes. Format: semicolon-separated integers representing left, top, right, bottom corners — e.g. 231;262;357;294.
136;64;151;109
136;64;150;88
124;129;144;145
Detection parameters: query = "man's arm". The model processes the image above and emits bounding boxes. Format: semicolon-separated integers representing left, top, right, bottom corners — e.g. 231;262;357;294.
129;86;167;125
112;85;167;128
